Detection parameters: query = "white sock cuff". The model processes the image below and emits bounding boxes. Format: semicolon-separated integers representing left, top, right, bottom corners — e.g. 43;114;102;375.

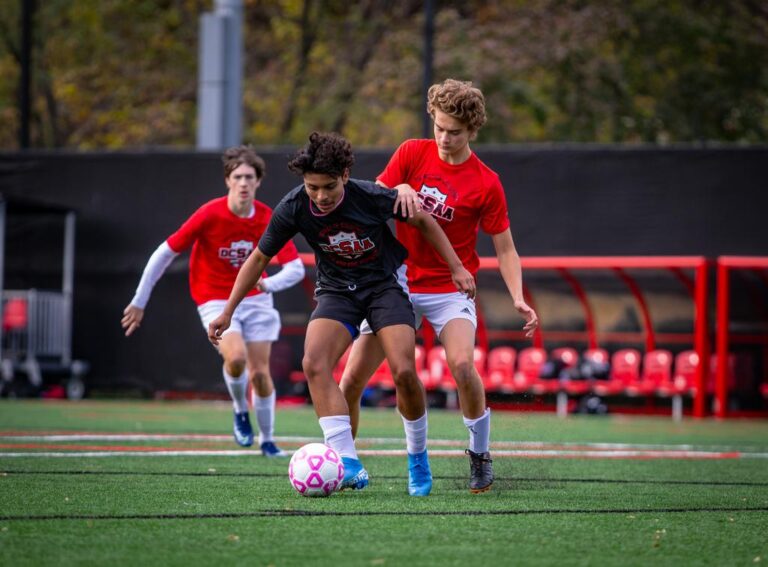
402;412;428;427
318;415;351;439
253;391;275;408
223;367;247;383
462;407;490;427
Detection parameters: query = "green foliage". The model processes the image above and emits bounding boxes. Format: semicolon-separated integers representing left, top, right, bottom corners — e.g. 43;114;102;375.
0;0;766;148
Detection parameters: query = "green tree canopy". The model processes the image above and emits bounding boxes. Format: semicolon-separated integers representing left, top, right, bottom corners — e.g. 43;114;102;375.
1;0;766;149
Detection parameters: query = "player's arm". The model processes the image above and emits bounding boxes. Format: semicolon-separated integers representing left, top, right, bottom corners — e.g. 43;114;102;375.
405;211;476;298
208;246;273;345
121;241;179;337
255;258;305;293
491;228;539;338
376;180;421;218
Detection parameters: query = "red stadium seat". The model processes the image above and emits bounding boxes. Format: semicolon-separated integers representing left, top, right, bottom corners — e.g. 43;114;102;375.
594;348;641;397
485;346;517;392
672;350;699;396
551;347;579;368
516;347;548;394
664;350;700;420
630;349;673;397
583;348;609;366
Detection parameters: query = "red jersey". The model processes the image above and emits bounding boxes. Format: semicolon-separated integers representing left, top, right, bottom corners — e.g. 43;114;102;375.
166;197;299;305
377;139;510;293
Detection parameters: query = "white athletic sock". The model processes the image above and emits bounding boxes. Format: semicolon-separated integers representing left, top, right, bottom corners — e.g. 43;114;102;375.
318;415;358;460
252;391;276;445
223;367;249;414
402;412;428;455
463;408;491;454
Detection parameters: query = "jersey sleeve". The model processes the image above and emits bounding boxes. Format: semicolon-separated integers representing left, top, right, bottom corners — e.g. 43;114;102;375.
361;180;408;223
479;173;511;235
257;201;298;258
274;238;300;264
166;205;207;252
376;140;416;188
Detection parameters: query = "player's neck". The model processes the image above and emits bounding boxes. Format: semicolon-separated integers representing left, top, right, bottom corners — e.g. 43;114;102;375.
228;198;254;218
437;144;472;165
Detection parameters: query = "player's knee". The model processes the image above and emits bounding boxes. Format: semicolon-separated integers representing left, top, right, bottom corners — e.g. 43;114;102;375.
225;358;247;377
390;365;418;388
448;358;475;384
340;374;364;398
302;355;329;381
249;369;269;386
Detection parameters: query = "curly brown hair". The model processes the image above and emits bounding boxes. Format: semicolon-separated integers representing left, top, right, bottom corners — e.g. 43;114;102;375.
287;131;355;178
427;79;487;132
221;146;266;179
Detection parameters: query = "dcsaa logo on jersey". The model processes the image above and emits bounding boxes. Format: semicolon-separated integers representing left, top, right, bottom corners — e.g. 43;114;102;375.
219;240;253;267
319;230;374;259
419;185;454;221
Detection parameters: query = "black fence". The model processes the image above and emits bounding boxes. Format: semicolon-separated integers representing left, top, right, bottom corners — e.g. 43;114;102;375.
1;146;767;396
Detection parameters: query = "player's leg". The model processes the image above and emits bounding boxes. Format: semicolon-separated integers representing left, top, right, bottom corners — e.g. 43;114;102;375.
218;331;256;447
303;317;368;490
245;340;285;457
241;301;286;457
377;323;432;496
198;299;254;447
416;291;493;492
339;332;386;438
440;318;493;493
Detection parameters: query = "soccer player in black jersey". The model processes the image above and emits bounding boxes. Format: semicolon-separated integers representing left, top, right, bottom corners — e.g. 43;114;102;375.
209;132;475;496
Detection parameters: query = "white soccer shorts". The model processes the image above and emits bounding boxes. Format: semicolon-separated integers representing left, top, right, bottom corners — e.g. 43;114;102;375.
360;264;477;337
197;294;281;343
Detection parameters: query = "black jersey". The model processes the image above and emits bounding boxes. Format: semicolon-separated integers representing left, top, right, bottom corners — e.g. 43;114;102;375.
258;178;409;292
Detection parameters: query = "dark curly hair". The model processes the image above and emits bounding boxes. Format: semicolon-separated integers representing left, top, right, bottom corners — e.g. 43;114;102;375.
287;132;355;178
221;145;266;179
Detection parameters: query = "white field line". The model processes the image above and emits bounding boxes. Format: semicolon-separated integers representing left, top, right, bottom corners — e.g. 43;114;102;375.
1;448;767;459
1;433;767;454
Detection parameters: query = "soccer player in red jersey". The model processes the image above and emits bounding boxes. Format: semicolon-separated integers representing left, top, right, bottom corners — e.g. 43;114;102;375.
208;132;475;496
340;79;539;493
121;147;305;455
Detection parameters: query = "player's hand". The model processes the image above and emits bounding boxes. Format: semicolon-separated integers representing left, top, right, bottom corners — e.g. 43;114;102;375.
514;300;539;338
208;313;232;346
255;277;267;292
121;305;144;337
394;184;421;217
451;267;476;299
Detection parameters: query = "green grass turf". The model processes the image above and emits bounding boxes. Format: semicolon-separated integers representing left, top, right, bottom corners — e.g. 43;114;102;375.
0;400;767;566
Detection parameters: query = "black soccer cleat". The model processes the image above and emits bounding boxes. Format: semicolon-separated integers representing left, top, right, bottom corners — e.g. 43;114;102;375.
466;449;494;493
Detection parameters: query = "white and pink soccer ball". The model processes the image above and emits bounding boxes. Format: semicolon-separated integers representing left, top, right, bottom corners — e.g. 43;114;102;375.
288;443;344;497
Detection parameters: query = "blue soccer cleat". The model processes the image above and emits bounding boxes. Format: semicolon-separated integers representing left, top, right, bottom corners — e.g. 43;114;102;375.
340;456;369;490
407;450;433;497
232;411;254;447
260;441;287;457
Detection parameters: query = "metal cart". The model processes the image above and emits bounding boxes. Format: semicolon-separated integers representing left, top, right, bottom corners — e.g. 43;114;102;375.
0;199;89;398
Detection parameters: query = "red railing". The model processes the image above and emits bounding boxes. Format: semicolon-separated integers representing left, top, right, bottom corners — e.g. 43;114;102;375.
294;253;713;417
715;256;768;418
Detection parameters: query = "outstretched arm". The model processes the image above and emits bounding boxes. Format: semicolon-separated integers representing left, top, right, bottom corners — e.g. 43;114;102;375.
121;241;178;336
208;247;273;345
405;211;476;298
491;229;539;338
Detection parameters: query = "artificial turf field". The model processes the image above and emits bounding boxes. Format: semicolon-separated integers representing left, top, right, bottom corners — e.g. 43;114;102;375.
0;400;767;566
